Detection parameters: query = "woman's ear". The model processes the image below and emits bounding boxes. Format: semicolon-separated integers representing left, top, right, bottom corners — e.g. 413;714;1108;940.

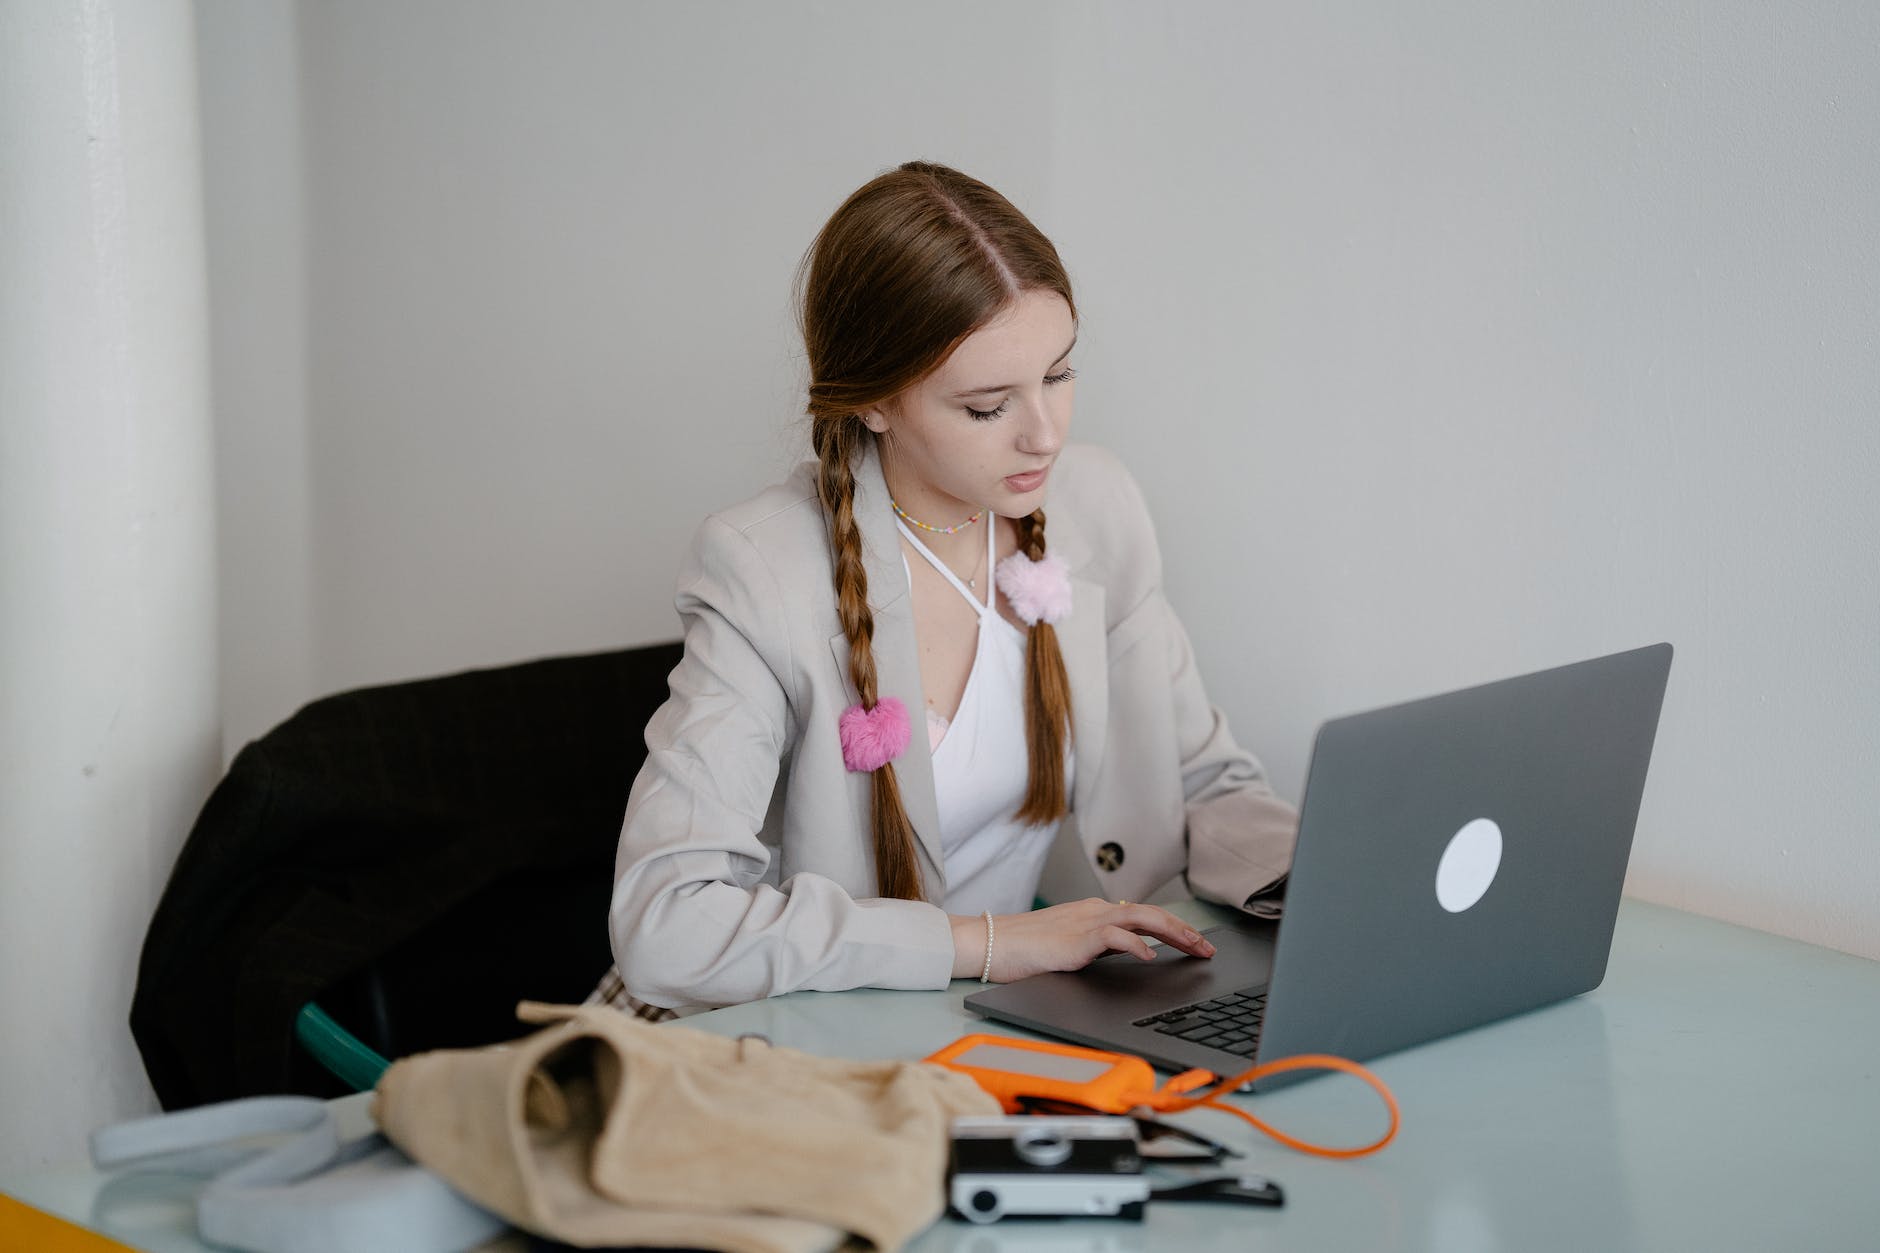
859;406;891;435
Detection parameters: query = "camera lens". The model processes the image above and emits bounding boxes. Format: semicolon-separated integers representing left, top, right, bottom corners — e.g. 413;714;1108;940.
970;1189;999;1215
1013;1126;1073;1167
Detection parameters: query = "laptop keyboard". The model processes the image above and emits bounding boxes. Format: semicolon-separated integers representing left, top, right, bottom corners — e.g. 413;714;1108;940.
1133;988;1267;1055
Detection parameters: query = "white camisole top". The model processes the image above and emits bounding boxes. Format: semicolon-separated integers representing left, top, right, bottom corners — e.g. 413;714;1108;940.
895;516;1074;916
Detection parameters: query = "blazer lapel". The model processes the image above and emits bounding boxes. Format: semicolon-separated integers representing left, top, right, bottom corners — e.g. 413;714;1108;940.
1058;575;1107;818
826;441;949;897
1043;501;1108;819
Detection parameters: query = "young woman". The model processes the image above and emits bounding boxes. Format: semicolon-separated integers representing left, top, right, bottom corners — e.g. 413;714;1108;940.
599;161;1296;1015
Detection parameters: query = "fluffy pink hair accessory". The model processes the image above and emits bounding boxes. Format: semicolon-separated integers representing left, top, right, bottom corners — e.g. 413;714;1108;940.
994;551;1073;626
838;696;911;772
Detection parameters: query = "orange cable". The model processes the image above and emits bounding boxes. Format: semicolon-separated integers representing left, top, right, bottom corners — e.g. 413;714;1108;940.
1136;1052;1401;1159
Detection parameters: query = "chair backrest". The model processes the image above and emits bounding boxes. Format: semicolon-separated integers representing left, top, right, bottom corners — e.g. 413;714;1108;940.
131;641;684;1109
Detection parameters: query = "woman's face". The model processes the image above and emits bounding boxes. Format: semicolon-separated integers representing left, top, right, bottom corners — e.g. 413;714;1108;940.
863;288;1076;522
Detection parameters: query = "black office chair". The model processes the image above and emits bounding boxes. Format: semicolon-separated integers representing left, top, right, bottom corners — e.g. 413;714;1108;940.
130;641;683;1110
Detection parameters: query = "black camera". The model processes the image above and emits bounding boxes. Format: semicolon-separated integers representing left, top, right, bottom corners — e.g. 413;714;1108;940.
947;1115;1148;1223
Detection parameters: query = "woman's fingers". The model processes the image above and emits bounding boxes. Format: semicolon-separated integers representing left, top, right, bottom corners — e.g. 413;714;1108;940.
1108;902;1217;958
1100;925;1158;962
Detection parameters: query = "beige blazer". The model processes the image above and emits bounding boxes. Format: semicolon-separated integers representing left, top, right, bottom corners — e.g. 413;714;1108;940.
609;440;1297;1009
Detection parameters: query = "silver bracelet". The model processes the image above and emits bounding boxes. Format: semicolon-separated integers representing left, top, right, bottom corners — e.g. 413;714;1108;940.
980;909;995;983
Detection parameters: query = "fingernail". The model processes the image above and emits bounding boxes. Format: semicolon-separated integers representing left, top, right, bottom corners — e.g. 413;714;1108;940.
1201;941;1217;956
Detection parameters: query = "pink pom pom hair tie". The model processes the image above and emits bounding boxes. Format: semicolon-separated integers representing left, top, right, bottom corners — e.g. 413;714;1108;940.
994;551;1073;626
839;696;912;772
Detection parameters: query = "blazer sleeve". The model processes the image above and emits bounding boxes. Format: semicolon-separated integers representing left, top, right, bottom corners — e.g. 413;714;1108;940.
608;514;955;1009
1163;593;1299;914
1087;450;1298;914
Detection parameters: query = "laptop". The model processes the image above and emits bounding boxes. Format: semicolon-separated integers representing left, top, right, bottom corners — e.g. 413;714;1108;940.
966;642;1674;1090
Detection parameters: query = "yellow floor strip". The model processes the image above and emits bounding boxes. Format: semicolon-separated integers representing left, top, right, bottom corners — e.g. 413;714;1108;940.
0;1194;140;1252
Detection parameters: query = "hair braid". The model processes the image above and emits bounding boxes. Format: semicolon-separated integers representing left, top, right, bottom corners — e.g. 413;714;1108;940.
813;420;926;901
1013;509;1074;824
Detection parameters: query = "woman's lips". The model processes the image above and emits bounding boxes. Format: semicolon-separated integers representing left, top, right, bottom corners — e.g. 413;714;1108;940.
1004;467;1049;493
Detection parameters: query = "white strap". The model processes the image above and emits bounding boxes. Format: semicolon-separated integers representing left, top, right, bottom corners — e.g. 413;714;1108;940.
894;514;995;619
91;1095;329;1173
89;1095;506;1253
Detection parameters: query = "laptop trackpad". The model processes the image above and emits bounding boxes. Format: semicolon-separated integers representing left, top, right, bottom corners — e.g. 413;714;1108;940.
1083;922;1277;1013
965;920;1277;1031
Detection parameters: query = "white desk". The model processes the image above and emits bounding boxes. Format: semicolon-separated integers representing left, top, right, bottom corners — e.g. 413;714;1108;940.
6;898;1879;1251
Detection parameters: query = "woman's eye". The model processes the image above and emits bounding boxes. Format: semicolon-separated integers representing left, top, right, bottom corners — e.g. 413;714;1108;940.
965;368;1076;422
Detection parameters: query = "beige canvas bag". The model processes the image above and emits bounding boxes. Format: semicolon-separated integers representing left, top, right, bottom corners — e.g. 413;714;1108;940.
371;1002;998;1253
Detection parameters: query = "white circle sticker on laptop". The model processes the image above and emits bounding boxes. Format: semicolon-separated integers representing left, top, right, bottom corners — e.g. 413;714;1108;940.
1435;817;1503;912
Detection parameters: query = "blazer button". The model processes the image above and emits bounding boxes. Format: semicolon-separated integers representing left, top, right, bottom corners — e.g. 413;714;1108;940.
1095;842;1125;873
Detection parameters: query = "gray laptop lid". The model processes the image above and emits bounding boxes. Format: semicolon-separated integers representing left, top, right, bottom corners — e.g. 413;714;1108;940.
1254;641;1672;1074
966;642;1674;1087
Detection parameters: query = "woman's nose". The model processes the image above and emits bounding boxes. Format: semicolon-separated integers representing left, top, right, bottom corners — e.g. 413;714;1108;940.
1016;392;1064;454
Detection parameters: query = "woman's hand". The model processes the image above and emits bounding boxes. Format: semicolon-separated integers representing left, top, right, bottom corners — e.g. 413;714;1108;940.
948;898;1217;983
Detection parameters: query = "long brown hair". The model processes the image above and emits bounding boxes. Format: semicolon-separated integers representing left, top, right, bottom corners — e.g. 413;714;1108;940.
794;161;1076;901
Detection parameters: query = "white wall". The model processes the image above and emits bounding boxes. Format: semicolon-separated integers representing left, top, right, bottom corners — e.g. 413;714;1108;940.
2;0;218;1173
1046;4;1880;958
286;0;1068;714
197;0;313;762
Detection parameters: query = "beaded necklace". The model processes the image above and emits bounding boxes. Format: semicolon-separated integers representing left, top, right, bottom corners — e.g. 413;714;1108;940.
890;497;983;535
